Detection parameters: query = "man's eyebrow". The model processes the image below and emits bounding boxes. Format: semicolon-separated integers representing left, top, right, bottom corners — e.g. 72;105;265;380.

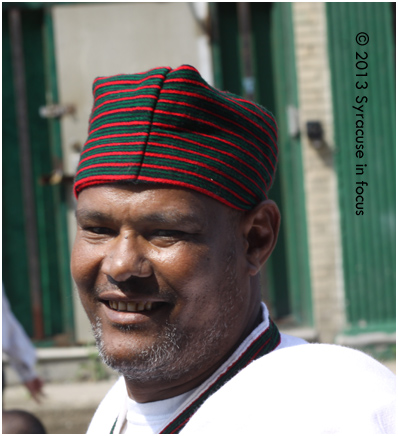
75;209;112;222
139;211;203;227
75;209;203;226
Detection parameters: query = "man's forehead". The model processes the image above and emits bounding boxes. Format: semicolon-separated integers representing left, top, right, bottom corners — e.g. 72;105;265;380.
75;184;223;223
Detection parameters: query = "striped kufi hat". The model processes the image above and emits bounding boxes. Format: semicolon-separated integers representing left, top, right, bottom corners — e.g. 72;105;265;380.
73;65;278;210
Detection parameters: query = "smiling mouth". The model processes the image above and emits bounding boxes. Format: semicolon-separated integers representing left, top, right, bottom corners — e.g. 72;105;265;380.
105;300;164;312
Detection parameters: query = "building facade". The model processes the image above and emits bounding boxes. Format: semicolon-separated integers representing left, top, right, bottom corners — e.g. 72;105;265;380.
3;2;395;350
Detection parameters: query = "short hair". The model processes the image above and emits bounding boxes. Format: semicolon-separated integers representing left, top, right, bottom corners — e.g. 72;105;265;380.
2;409;47;434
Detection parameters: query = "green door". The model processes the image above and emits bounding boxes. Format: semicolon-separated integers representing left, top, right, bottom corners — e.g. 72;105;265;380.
211;3;312;326
327;3;395;334
2;5;73;343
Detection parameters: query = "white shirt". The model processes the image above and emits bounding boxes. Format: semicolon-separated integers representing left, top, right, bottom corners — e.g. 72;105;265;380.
121;388;195;434
183;343;396;434
2;285;38;382
87;303;395;434
88;303;306;434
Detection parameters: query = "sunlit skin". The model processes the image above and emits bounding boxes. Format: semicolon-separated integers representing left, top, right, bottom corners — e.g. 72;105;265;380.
71;184;280;403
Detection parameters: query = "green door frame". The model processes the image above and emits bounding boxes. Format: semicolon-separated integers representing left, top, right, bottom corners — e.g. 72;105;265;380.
2;4;74;343
43;6;75;341
210;2;313;326
326;2;395;335
268;2;313;326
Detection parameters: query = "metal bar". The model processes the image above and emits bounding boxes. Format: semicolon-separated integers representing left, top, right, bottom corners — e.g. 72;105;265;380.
9;8;44;339
208;3;224;90
236;3;255;101
237;3;272;304
43;7;75;341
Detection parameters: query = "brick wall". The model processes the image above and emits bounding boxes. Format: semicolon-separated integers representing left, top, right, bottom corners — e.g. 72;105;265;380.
292;2;346;343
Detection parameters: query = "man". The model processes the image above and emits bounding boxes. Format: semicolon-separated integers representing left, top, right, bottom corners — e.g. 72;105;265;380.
71;65;395;434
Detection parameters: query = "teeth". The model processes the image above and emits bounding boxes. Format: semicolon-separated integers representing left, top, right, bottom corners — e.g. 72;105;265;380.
127;302;137;312
109;301;154;312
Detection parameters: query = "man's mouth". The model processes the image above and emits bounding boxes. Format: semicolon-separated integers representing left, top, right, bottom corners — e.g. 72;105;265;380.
105;300;164;312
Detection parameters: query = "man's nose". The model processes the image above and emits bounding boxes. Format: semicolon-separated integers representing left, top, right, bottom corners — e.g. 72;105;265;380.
101;234;153;282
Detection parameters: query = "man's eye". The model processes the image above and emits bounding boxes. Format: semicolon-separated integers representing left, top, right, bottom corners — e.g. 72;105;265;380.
153;230;185;238
85;227;113;235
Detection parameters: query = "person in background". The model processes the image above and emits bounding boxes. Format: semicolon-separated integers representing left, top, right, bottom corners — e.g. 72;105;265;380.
2;410;46;434
2;285;45;403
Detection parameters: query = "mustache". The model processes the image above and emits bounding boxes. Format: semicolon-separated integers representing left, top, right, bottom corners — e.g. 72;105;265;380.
95;276;177;302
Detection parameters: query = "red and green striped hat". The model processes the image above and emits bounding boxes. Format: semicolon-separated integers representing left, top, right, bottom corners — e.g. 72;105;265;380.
74;65;278;210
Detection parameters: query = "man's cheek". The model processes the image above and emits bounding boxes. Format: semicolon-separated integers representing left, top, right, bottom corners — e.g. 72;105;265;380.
72;245;101;287
71;244;88;282
79;295;100;325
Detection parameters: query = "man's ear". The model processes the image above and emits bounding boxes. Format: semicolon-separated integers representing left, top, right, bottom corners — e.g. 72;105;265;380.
242;200;280;276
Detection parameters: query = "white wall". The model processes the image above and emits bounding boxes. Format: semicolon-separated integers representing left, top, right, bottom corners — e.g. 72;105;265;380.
52;2;212;342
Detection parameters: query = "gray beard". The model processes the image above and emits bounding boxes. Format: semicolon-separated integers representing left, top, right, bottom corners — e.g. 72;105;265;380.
92;316;226;383
91;245;245;384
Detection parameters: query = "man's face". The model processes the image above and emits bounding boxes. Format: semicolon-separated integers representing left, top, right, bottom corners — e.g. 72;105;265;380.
71;184;258;387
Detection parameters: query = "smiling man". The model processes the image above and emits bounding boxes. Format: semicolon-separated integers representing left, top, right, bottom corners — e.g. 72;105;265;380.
73;184;273;401
72;65;395;434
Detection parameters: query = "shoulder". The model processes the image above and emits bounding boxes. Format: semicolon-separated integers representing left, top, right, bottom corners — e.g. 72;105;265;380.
87;377;127;434
262;341;393;375
183;344;396;434
277;332;308;349
253;343;395;394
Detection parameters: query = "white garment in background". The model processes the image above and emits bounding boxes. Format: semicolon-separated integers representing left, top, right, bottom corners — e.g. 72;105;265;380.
2;285;38;382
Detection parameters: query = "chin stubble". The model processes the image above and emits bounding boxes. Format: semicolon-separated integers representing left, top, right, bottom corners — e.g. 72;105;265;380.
92;316;226;383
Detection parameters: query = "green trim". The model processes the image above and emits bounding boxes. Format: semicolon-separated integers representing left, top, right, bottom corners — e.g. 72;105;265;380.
215;3;243;95
32;338;58;348
326;2;395;329
43;8;74;340
110;417;117;434
250;3;291;319
342;321;396;336
2;3;82;10
2;11;33;335
22;8;55;336
270;3;313;325
209;3;313;325
209;3;223;90
3;7;75;339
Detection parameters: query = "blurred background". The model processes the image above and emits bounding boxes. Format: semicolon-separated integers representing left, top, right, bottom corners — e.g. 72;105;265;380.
2;2;395;433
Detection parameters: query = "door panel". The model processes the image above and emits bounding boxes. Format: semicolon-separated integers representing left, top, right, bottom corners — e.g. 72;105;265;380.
326;2;395;333
211;3;313;325
2;6;73;342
